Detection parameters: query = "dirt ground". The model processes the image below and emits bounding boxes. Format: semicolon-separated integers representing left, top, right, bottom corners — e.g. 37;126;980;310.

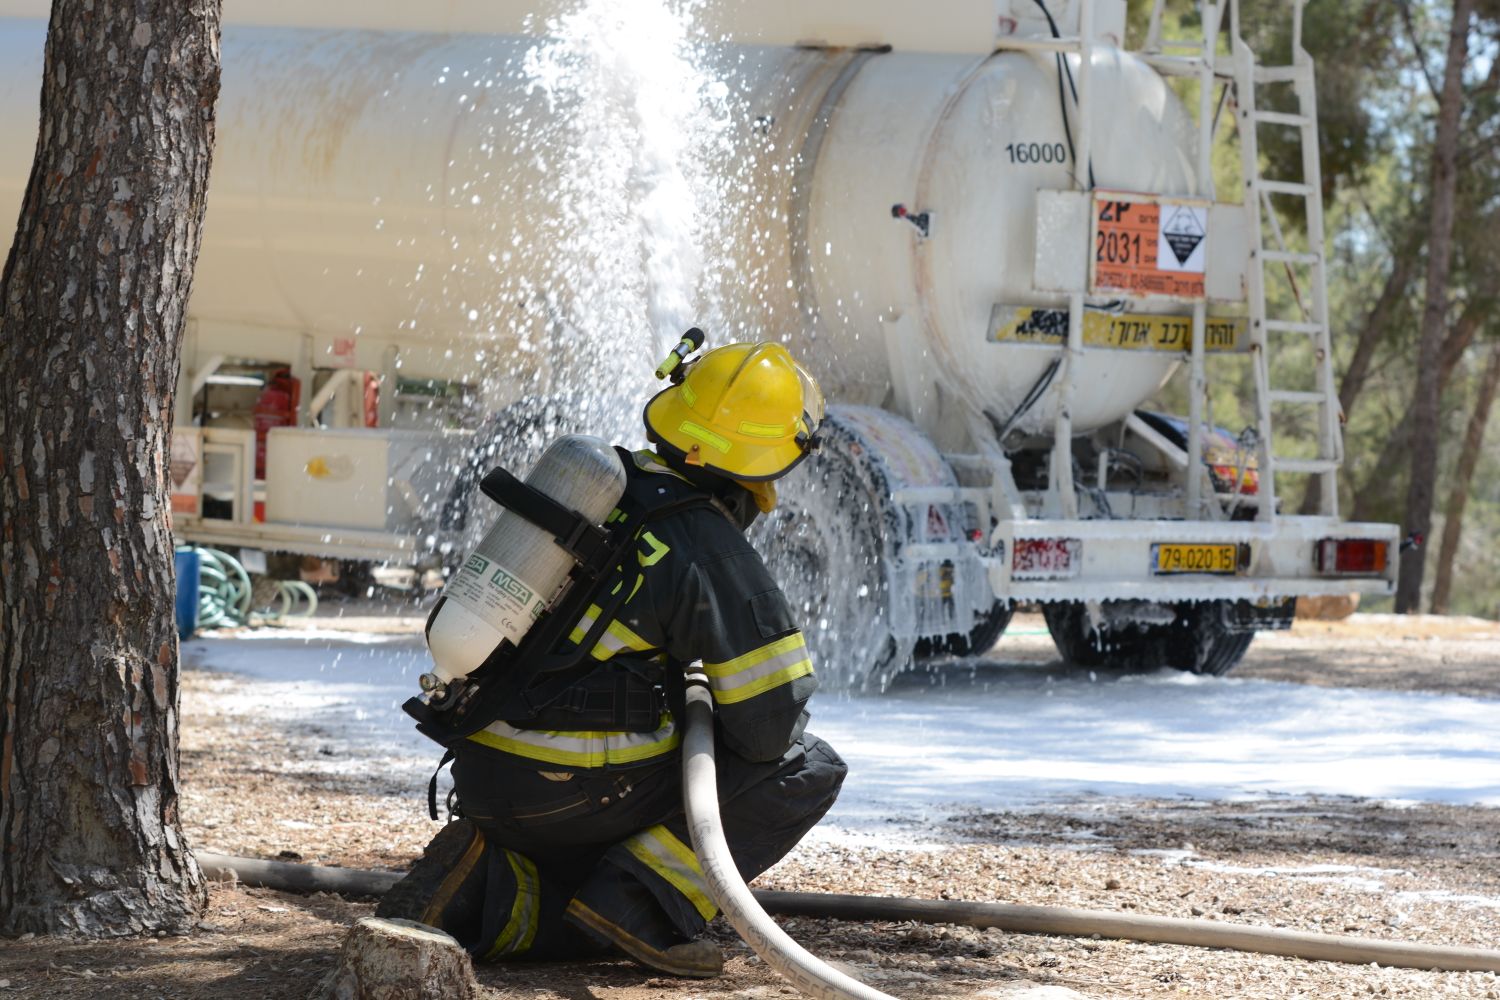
1;611;1497;999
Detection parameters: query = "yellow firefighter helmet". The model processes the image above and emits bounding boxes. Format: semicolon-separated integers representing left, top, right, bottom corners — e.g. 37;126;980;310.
643;341;825;482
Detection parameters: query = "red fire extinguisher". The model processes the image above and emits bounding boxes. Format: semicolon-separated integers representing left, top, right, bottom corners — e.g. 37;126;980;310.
252;369;300;480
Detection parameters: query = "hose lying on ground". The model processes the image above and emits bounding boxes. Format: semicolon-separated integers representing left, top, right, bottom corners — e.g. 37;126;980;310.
194;850;1500;977
752;890;1500;975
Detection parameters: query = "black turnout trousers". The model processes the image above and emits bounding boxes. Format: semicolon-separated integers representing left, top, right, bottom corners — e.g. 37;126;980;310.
448;732;846;960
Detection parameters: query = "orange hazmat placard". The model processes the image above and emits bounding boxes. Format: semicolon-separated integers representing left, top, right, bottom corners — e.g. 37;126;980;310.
1091;193;1208;300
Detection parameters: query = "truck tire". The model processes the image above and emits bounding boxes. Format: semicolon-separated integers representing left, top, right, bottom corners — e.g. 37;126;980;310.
1041;600;1254;677
756;413;915;690
439;396;580;557
915;601;1015;658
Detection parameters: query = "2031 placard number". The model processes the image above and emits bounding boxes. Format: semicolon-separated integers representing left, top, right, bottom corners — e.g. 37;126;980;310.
1096;229;1145;267
1006;141;1068;165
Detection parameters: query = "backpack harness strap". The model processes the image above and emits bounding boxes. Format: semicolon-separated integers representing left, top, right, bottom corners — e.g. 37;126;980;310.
405;458;718;748
427;748;457;822
478;467;615;570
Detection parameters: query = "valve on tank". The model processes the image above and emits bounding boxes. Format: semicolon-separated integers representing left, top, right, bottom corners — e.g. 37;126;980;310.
891;203;932;239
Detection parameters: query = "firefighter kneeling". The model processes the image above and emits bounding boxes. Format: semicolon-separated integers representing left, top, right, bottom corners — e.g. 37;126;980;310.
379;342;847;978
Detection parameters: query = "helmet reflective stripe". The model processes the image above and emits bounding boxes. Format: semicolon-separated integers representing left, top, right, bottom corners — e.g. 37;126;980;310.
467;716;680;768
738;420;787;438
482;850;541;959
703;632;814;705
622;825;718;921
678;420;732;454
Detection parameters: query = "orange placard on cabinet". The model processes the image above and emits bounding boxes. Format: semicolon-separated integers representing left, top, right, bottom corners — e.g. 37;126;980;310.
1090;192;1208;300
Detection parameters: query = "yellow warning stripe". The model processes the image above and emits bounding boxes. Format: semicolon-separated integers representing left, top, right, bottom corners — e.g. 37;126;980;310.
484;850;540;959
418;828;486;927
623;826;718;921
703;633;814;705
467;717;681;769
568;604;655;661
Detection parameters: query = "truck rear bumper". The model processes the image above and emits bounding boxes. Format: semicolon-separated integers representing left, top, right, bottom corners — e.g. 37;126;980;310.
985;516;1399;603
175;519;423;564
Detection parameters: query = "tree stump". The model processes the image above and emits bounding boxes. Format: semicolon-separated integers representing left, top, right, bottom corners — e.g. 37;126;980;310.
318;917;479;1000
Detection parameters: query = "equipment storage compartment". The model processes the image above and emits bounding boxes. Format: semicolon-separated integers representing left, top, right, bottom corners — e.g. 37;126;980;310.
264;427;469;533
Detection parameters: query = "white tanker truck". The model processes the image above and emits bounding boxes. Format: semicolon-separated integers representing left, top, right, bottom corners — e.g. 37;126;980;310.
0;0;1399;684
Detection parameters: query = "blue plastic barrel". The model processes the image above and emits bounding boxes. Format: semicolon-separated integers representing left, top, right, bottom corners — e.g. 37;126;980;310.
174;548;201;640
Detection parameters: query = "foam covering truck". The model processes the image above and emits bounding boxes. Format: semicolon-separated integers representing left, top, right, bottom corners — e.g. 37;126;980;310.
0;0;1400;684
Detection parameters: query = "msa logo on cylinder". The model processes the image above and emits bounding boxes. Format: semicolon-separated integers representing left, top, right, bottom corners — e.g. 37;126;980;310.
489;566;535;606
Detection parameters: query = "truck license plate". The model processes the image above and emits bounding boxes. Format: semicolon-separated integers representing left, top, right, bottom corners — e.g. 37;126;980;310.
1152;543;1240;575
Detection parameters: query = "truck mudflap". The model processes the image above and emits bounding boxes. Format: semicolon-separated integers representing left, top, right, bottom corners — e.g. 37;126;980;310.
986;517;1400;604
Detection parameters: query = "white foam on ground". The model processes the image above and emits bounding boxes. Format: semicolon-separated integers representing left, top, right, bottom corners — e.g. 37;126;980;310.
182;633;1500;839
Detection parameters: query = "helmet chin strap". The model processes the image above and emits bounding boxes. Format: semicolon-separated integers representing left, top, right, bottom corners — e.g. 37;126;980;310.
734;479;779;514
651;447;778;518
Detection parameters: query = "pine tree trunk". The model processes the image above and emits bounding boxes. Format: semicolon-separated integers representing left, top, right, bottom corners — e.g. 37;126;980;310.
1337;232;1423;420
1297;231;1422;515
0;0;222;936
1396;0;1475;613
1430;343;1500;615
1350;299;1487;523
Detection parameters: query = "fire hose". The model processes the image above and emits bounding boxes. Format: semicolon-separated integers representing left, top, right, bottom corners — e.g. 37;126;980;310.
680;671;897;999
196;682;1500;987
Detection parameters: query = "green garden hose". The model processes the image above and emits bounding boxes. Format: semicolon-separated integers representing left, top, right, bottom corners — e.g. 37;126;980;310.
183;546;318;629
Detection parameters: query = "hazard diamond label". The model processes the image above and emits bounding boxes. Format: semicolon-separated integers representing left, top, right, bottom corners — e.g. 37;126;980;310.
1159;205;1208;271
1090;192;1209;300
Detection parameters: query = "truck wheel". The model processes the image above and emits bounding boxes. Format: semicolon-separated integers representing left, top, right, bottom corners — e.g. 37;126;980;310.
1041;600;1254;677
915;601;1014;658
439;396;579;556
757;414;914;690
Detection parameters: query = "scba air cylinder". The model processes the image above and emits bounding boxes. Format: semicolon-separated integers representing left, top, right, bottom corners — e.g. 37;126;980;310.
426;435;628;683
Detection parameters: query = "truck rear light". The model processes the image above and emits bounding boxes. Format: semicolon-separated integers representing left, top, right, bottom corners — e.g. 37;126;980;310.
1013;538;1081;579
1315;538;1389;576
1211;464;1258;495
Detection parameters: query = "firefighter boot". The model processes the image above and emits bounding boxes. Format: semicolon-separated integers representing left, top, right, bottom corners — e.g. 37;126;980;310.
375;818;488;945
564;878;723;978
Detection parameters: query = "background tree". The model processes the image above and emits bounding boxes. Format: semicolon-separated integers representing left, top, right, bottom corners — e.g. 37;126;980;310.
1397;0;1478;613
0;0;223;935
1430;341;1500;614
1144;0;1499;615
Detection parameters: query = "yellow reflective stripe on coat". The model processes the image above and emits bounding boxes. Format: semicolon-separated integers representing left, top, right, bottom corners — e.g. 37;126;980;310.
623;825;718;921
568;604;655;661
703;632;814;705
484;849;540;959
467;715;680;768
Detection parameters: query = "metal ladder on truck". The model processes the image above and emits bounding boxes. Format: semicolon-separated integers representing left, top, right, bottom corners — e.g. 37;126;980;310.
992;0;1235;521
990;1;1342;523
1229;0;1344;521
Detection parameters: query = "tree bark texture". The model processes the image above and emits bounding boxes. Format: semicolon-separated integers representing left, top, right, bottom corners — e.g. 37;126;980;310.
1397;0;1475;613
1350;298;1489;523
1429;341;1500;615
1297;227;1423;515
0;0;222;936
1337;228;1424;422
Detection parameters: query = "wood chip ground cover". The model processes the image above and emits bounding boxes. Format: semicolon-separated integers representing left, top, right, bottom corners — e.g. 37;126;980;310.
0;612;1497;998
